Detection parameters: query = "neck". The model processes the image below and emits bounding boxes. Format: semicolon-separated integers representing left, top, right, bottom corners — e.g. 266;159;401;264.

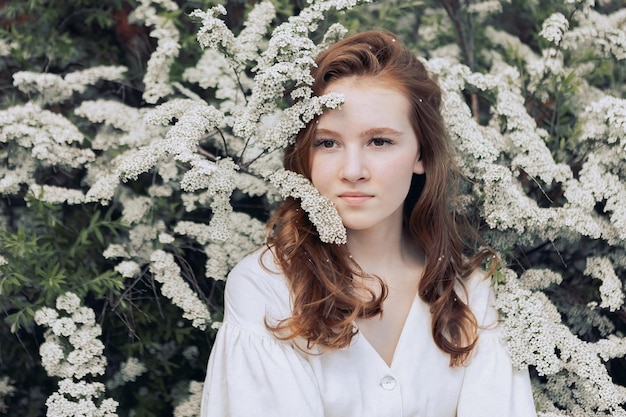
346;224;423;280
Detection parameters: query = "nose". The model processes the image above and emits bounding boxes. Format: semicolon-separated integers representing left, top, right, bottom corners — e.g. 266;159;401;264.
340;148;369;182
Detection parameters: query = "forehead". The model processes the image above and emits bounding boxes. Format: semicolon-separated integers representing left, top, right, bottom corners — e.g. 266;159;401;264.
318;77;412;128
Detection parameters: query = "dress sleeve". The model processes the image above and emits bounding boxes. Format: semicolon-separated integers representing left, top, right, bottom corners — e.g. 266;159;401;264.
200;251;324;417
457;274;537;417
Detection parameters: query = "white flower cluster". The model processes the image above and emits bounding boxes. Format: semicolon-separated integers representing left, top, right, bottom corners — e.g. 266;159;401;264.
34;293;106;379
565;152;626;242
0;376;15;413
29;184;86;205
562;9;626;60
12;66;126;106
258;92;344;152
493;271;562;375
494;271;626;414
114;260;141;278
46;379;118;417
0;103;94;171
584;257;624;312
467;0;507;21
181;158;239;241
175;211;266;281
34;293;118;416
519;268;563;291
0;38;12;56
149;250;212;330
539;12;569;45
266;169;347;245
106;357;147;390
130;0;181;103
172;380;203;417
579;96;626;159
75;100;165;150
427;8;626;408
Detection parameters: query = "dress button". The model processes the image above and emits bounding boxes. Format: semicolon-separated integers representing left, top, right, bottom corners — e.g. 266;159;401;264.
380;375;396;390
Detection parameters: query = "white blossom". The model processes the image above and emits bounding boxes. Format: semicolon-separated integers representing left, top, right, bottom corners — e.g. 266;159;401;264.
257;92;344;152
519;269;563;291
85;173;120;205
12;66;126;106
584;257;624;311
36;294;108;385
467;1;507;22
562;9;626;60
29;184;86;205
34;307;59;327
539;13;569;45
131;0;181;103
233;2;276;64
149;250;212;330
173;380;203;417
494;269;562;374
158;232;175;244
174;212;266;280
102;244;127;259
56;292;82;314
0;376;15;413
51;318;77;337
107;357;147;390
266;169;347;245
114;261;141;278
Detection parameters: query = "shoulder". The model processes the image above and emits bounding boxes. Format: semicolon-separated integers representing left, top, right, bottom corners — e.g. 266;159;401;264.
223;247;292;333
457;269;498;328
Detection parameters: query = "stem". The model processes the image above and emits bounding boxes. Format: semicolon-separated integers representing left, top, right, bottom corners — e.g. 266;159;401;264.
240;148;279;171
439;0;479;120
216;127;229;156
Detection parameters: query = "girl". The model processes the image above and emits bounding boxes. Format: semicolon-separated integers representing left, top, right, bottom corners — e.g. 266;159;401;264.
201;30;536;417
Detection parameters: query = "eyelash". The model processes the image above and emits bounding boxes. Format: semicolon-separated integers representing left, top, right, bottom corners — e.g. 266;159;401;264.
312;139;337;148
312;138;394;148
370;137;393;146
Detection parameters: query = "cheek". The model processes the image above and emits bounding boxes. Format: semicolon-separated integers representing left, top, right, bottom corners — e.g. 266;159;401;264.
309;156;328;190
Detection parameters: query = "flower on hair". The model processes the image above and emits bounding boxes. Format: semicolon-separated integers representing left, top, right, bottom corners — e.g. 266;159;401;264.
258;92;344;152
266;169;347;245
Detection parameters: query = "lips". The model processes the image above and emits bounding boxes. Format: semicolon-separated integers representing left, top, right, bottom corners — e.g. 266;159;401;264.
338;192;374;205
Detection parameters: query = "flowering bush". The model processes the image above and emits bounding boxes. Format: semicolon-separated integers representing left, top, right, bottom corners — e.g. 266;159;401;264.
0;0;625;415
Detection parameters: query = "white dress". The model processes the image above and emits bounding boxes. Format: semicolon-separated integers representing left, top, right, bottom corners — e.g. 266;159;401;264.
201;249;537;417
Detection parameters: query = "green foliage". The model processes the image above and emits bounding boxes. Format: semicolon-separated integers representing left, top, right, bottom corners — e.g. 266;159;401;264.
0;199;126;332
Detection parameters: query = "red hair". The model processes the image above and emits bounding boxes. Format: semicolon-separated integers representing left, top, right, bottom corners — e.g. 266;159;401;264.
266;30;495;366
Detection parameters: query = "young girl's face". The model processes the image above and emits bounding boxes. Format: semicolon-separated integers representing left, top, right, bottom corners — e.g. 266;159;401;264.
310;77;424;234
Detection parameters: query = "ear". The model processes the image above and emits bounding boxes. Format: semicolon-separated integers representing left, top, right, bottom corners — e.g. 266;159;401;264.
413;154;425;175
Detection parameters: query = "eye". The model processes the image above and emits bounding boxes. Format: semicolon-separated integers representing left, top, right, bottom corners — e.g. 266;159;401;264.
370;138;392;147
313;139;337;149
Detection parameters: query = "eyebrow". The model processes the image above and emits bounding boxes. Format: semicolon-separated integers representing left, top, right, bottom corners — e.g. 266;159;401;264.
314;127;403;137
